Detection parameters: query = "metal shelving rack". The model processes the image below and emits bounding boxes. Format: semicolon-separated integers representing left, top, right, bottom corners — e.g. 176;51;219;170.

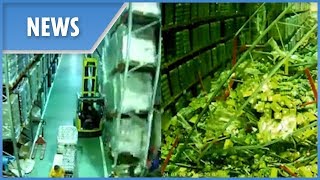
2;54;60;177
111;2;162;176
3;56;23;177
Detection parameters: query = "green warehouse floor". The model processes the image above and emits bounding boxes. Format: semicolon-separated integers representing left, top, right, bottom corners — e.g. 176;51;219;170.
28;54;106;177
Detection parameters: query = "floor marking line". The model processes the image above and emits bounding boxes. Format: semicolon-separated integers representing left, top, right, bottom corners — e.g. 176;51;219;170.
100;136;108;177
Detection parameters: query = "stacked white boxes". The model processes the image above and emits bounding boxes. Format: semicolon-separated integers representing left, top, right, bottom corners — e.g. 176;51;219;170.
57;126;78;154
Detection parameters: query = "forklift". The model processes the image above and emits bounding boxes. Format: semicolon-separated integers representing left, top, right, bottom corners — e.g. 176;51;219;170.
74;56;105;137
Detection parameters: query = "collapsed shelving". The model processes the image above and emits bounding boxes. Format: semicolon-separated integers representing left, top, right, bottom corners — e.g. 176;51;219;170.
161;8;318;178
100;2;162;176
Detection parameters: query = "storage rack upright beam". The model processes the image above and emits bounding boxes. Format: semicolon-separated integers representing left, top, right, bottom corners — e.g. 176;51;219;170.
112;2;162;174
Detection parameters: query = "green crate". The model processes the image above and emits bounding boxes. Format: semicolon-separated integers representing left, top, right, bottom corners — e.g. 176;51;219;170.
191;3;198;21
198;3;210;18
192;56;201;78
199;24;210;48
210;3;217;17
225;39;233;60
211;47;218;69
164;3;175;26
169;69;181;97
175;3;191;24
161;75;172;104
175;30;191;57
178;64;187;90
217;43;226;67
224;18;234;38
210;21;221;43
175;96;188;112
192;27;200;51
205;50;212;73
186;60;196;84
217;3;232;16
236;17;246;32
203;76;212;92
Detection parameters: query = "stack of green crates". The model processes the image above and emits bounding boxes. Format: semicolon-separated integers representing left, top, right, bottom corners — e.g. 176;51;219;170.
161;74;171;106
224;18;234;38
198;3;210;18
175;30;191;58
175;96;188;112
217;3;233;16
186;59;197;85
169;68;181;97
236;17;246;32
191;4;198;21
192;27;199;51
225;39;233;60
178;64;190;90
204;50;212;75
175;3;191;25
211;47;218;69
199;53;210;77
210;3;217;17
198;24;210;48
192;56;201;78
217;43;226;67
210;21;221;43
164;3;174;27
203;76;212;92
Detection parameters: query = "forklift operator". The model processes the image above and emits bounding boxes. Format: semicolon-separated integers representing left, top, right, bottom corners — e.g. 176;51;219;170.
80;104;100;130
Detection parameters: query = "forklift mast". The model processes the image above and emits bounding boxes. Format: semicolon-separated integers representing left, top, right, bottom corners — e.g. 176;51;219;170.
82;57;98;97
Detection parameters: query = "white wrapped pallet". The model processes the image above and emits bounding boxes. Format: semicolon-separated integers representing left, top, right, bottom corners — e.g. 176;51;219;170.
111;117;148;159
62;147;77;175
122;35;156;64
121;72;153;113
2;94;22;140
28;66;38;102
57;126;78;154
15;78;32;124
131;3;161;16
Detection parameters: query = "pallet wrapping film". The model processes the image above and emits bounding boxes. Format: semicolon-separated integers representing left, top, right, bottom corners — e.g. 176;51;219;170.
122;34;156;64
2;94;21;140
111;117;148;159
121;72;153;113
14;78;32;125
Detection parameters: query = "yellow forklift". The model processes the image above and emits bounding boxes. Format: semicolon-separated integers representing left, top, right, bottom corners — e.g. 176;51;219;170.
74;56;105;137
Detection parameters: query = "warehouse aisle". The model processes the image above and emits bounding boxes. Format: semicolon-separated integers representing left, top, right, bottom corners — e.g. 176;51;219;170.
29;55;104;177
